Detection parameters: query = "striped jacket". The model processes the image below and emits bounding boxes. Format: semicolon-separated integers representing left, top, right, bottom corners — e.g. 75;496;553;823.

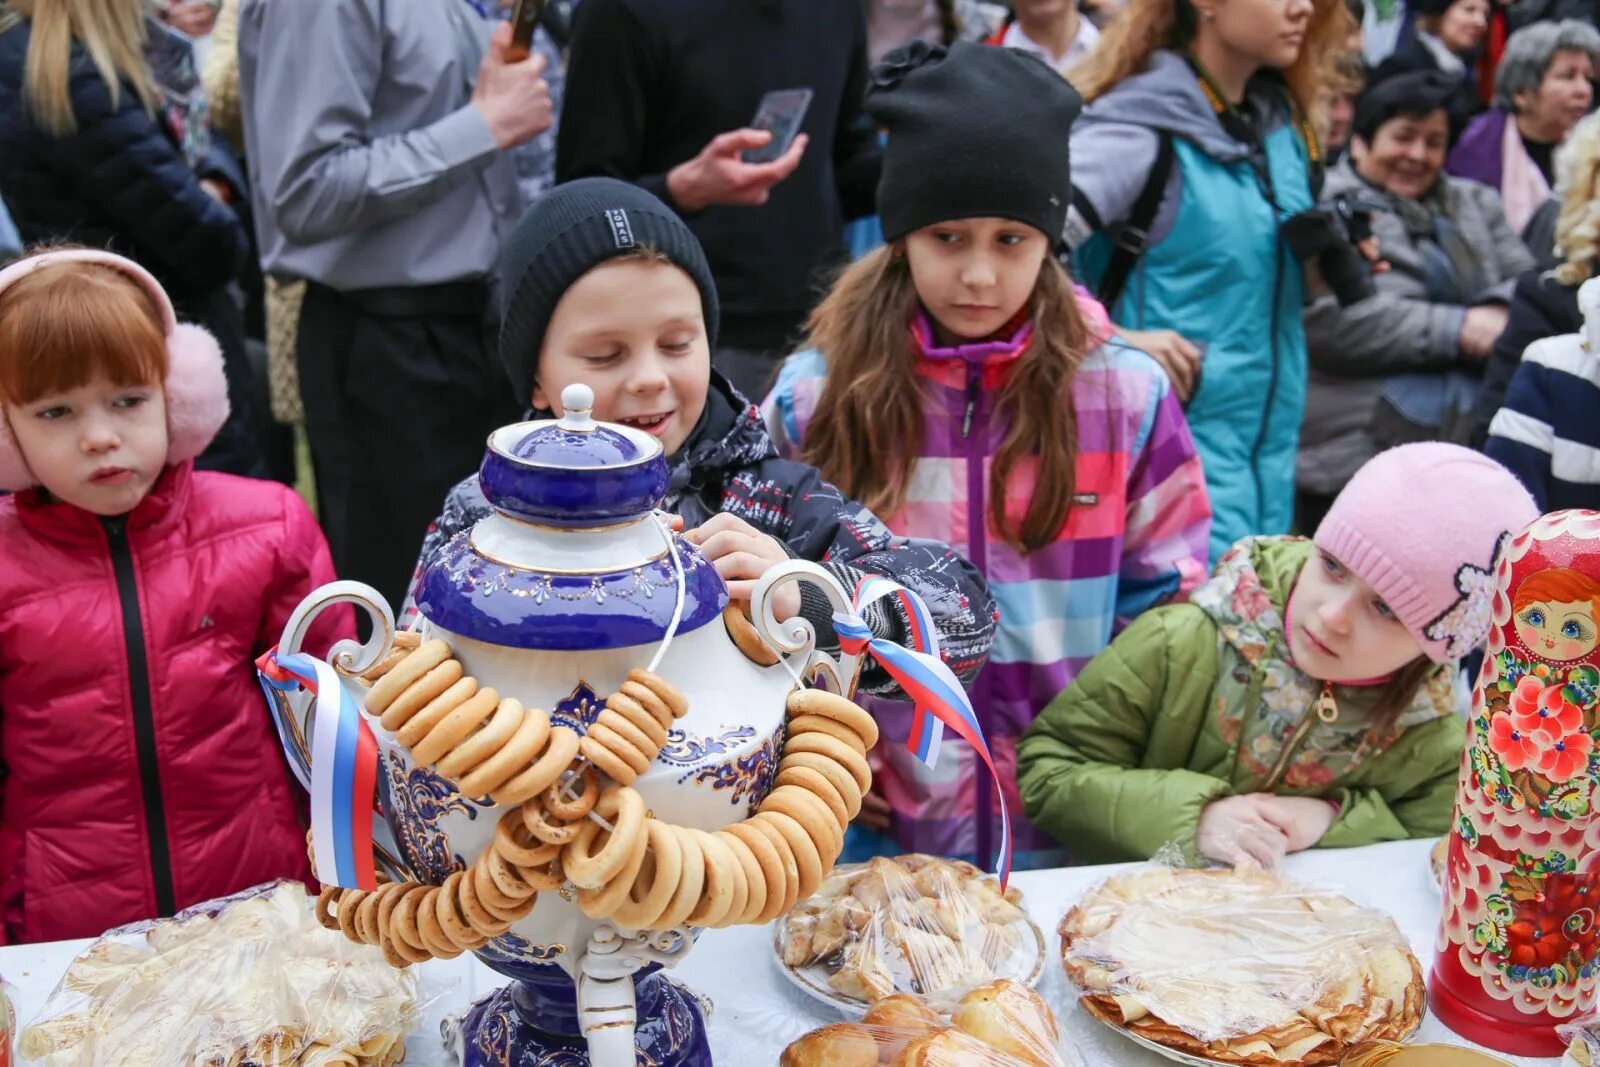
1486;329;1600;512
763;301;1212;868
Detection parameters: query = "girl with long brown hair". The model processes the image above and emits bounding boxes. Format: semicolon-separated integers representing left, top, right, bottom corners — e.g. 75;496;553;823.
763;42;1211;870
1063;0;1354;564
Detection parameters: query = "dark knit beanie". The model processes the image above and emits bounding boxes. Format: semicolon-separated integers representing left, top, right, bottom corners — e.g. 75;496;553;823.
498;178;720;405
865;40;1082;245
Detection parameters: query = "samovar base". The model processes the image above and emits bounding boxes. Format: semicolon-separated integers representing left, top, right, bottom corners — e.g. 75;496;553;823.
454;968;713;1066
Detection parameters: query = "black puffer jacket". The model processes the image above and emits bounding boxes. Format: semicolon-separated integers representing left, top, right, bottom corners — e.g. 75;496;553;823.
0;12;263;475
1470;267;1583;446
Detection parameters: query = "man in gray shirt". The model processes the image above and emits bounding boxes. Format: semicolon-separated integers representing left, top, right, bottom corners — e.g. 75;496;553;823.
238;0;552;611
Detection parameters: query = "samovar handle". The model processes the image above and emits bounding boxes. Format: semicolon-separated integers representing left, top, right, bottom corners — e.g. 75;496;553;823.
265;580;398;785
576;925;694;1066
748;560;863;698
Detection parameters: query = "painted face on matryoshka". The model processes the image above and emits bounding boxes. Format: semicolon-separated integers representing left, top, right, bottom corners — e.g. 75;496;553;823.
1512;568;1600;662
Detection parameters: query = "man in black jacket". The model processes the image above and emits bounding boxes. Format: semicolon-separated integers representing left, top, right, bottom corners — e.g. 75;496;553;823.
557;0;882;400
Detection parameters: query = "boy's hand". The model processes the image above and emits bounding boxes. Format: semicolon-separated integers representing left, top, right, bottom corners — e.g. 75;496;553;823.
682;513;801;621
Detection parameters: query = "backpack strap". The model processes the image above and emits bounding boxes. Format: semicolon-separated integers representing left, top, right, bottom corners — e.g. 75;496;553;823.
1095;131;1175;311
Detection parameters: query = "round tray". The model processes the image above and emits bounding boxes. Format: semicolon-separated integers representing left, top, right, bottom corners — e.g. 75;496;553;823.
770;864;1046;1016
1086;1004;1428;1066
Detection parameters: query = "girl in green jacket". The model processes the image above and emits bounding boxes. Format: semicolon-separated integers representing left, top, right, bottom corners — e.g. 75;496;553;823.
1016;444;1539;867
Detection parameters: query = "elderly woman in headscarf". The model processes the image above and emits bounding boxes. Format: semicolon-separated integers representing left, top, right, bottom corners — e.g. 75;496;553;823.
1447;20;1600;241
1296;70;1535;525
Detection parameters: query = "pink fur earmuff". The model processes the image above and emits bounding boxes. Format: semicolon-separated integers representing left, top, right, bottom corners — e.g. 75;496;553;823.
0;249;231;492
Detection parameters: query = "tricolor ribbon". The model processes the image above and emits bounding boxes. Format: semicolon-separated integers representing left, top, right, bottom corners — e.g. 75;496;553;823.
257;648;381;891
831;576;1013;889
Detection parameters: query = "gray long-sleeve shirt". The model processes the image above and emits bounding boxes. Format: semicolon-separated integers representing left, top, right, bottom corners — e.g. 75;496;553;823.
236;0;522;290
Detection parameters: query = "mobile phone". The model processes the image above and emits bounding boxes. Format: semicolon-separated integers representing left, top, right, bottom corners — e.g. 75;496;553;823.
506;0;546;62
742;88;814;164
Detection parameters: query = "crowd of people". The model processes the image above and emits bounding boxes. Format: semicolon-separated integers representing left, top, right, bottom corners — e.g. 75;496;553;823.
0;0;1594;945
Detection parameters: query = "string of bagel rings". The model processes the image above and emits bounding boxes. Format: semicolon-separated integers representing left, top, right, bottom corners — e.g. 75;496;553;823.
315;621;879;965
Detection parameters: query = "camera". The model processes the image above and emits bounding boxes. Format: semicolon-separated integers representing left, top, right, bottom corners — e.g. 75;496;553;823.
1281;191;1388;307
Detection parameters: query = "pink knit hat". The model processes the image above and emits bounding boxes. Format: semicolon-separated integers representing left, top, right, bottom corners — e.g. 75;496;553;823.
0;249;229;492
1315;443;1541;663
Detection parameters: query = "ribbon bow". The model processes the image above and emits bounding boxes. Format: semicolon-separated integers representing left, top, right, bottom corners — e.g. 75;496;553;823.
831;576;1013;889
258;650;381;891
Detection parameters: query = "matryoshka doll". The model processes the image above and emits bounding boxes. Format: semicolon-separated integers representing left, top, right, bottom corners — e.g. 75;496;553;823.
1433;510;1600;1055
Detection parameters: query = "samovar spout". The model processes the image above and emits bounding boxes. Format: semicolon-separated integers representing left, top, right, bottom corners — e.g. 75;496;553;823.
576;925;695;1067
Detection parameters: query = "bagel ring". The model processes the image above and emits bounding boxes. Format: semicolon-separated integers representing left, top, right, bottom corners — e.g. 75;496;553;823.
628;668;688;718
786;687;880;750
490;724;579;806
760;785;844;860
755;809;825;902
723;601;780;666
563;785;647;890
458;702;549;797
783;713;867;756
365;639;452;715
774;764;851;828
653;825;706;931
545;766;600;821
724;820;791;923
522;800;580;846
395;676;479;750
610;818;683;931
410;686;499;767
378;659;465;733
779;751;864;820
436;696;526;779
578;812;652;920
718;829;769;926
685;828;738;928
783;732;872;795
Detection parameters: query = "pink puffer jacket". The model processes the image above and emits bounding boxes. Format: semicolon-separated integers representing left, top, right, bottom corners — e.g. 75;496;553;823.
0;463;349;943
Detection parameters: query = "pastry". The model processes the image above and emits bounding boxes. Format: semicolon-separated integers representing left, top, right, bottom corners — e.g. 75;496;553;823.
1059;867;1425;1067
779;1023;880;1067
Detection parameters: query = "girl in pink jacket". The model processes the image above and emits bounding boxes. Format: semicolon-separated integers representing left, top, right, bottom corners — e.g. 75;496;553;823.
0;248;347;943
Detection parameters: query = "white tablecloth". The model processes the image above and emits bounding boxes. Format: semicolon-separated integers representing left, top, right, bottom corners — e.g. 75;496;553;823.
0;838;1568;1066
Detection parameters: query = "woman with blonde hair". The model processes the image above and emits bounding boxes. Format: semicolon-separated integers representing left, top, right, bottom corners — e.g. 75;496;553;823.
0;0;264;475
1063;0;1353;562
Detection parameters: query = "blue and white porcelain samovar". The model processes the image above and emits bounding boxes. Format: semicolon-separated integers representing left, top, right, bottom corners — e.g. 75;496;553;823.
264;385;869;1066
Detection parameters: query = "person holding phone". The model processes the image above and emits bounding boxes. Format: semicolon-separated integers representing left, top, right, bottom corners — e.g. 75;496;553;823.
557;0;883;401
236;0;554;614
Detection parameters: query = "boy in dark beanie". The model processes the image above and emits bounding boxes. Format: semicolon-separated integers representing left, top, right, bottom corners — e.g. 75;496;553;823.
401;178;996;697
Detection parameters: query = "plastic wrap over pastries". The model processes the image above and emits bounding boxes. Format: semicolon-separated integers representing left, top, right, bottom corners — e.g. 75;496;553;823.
779;980;1083;1066
779;854;1037;1008
1059;865;1424;1066
18;881;420;1066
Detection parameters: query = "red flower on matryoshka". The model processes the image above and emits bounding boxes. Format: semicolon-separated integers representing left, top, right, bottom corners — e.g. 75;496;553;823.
1538;731;1594;783
1507;873;1600;970
1510;676;1584;741
1489;714;1544;771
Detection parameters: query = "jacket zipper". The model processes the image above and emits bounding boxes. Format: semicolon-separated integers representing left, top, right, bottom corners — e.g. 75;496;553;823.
1262;680;1338;790
104;516;177;917
963;361;994;869
1251;218;1284;532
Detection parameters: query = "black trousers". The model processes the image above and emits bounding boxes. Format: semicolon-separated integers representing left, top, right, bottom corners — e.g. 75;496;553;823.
296;280;522;615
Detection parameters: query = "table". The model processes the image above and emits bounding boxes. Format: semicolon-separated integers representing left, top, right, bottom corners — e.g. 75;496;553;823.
0;839;1569;1066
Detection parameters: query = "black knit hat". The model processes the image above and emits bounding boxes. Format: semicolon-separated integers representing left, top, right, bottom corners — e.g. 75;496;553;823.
865;40;1082;245
1351;70;1459;144
498;178;719;405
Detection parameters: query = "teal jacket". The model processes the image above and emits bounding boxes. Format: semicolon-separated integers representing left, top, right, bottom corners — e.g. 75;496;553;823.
1068;52;1313;563
1015;537;1468;864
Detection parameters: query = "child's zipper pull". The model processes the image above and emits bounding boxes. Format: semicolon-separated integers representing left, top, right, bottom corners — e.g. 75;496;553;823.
962;370;979;439
1314;680;1339;724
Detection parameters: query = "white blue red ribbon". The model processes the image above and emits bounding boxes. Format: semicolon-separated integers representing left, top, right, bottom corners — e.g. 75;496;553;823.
257;648;380;891
831;575;1013;889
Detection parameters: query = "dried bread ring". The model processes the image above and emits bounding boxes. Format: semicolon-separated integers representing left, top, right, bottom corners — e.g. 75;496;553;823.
336;888;369;944
471;863;536;922
491;724;580;806
414;891;464;959
718;829;769;926
779;752;864;820
783;733;871;795
315;885;341;931
563;785;647;890
602;696;669;749
617;682;676;730
495;808;562;867
580;727;644;786
356;888;387;945
755;810;824;902
458;866;505;933
458;702;548;797
545;766;600;821
435;872;478;947
653;825;706;931
786;688;879;750
610;819;682;930
520;858;567;892
784;713;867;756
628;669;687;718
586;721;652;777
774;764;851;828
387;887;435;964
724;601;781;666
378;659;465;732
523;801;580;846
436;696;526;778
716;835;750;929
366;640;452;715
360;630;423;682
724;820;792;923
487;847;541;901
411;686;499;767
578;811;652;920
761;785;843;860
395;676;479;750
685;829;738;928
595;707;666;763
